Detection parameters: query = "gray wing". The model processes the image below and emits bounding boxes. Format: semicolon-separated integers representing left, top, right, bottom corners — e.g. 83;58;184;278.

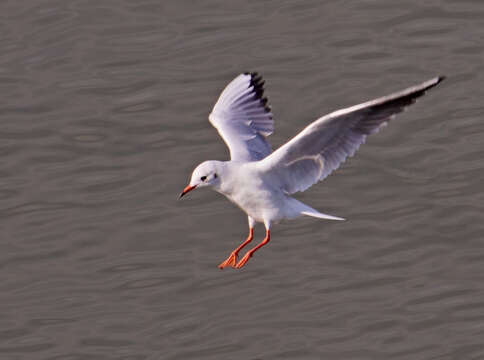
259;76;445;194
209;72;274;161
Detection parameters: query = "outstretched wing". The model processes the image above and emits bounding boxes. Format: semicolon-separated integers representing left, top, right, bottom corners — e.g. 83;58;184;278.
209;72;274;161
259;76;445;194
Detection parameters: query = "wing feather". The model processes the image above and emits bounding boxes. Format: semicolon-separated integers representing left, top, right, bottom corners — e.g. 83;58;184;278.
259;77;445;194
209;73;274;161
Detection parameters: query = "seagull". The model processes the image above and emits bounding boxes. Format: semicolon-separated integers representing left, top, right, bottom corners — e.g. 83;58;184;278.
180;72;444;269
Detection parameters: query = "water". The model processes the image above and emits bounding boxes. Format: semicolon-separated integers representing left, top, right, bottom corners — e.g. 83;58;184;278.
1;0;484;359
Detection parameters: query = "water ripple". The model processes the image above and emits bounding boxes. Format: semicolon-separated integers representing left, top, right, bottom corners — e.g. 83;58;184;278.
0;0;482;359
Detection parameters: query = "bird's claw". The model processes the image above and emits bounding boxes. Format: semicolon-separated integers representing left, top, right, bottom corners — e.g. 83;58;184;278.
218;252;237;269
235;252;253;269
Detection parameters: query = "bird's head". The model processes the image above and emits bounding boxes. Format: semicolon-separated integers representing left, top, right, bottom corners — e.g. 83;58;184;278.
179;161;221;198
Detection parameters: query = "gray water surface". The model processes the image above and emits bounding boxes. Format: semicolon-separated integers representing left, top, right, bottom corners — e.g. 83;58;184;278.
1;1;484;359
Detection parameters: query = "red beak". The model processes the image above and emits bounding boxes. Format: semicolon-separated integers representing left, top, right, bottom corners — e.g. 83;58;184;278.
179;184;197;199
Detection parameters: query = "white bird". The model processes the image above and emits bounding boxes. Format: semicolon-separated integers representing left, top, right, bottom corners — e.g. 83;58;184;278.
180;72;444;269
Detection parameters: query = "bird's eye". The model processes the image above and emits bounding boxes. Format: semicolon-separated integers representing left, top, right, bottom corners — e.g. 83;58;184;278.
200;176;207;181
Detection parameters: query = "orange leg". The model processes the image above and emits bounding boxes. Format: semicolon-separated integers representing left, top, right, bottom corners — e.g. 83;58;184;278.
235;230;270;269
218;228;254;269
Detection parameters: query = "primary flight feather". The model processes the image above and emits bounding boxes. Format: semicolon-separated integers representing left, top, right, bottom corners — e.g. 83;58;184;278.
180;72;444;269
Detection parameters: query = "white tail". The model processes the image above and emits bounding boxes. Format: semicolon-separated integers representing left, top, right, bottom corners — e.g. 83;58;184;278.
301;210;345;221
288;198;345;221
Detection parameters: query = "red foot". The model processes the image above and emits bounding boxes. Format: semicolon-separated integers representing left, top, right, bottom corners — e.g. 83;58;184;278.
218;228;254;270
235;230;270;269
235;251;253;268
218;252;237;269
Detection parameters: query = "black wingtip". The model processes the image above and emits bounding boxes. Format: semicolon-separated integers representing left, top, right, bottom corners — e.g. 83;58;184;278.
242;71;273;114
244;71;259;78
417;75;446;95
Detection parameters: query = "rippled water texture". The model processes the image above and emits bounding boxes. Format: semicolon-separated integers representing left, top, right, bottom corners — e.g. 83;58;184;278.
1;1;484;359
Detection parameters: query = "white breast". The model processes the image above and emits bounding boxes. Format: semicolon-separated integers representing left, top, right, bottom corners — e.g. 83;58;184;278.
216;162;290;223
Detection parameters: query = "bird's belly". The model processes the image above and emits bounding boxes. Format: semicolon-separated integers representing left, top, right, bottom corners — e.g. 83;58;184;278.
225;187;286;224
218;163;292;224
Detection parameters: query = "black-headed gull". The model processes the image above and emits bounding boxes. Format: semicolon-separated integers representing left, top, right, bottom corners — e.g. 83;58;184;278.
180;72;444;269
